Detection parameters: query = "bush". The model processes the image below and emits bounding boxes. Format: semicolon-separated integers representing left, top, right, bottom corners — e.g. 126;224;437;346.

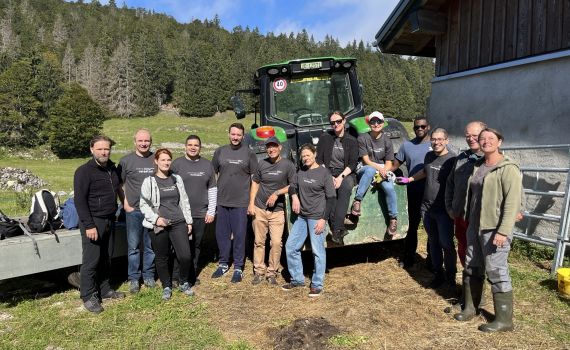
48;83;106;158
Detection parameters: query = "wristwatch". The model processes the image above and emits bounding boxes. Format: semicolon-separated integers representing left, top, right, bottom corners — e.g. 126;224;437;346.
341;174;346;178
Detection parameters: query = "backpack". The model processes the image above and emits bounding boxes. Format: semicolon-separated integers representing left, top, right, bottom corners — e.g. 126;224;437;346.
0;210;24;239
28;189;63;234
61;197;79;230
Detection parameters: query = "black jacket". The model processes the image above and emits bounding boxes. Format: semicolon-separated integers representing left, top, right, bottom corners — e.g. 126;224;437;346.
73;158;121;229
316;131;359;174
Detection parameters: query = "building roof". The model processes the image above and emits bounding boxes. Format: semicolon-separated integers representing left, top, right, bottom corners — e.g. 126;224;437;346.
374;0;448;57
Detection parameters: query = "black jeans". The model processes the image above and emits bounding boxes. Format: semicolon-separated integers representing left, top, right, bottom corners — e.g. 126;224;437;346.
190;217;206;275
329;171;356;232
79;216;114;301
149;221;192;288
403;182;425;264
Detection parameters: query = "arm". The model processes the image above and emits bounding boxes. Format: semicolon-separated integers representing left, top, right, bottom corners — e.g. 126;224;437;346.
266;185;290;208
248;180;260;215
139;177;159;226
176;175;193;225
496;165;523;237
445;159;458;218
205;187;217;223
73;167;95;230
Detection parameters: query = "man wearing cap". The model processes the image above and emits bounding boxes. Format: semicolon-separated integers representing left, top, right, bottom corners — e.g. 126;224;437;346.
247;136;296;285
211;123;258;283
350;111;398;235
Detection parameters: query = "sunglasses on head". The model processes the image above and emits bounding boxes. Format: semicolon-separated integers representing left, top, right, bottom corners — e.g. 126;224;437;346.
413;125;428;130
330;119;344;126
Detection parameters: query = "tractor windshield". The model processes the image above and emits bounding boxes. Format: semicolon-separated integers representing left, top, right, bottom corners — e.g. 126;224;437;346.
270;72;355;127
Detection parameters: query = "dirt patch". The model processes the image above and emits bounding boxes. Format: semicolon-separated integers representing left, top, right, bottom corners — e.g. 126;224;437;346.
196;238;569;349
271;317;340;349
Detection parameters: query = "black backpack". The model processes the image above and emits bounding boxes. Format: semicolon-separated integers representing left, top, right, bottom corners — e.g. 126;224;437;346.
0;210;24;239
28;190;63;234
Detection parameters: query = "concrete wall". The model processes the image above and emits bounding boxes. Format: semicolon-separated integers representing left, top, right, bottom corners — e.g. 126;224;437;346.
427;56;570;242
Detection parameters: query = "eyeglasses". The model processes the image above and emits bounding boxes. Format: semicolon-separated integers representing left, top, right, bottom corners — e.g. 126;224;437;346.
430;138;447;143
330;119;344;126
369;120;384;125
413;125;428;130
465;134;478;140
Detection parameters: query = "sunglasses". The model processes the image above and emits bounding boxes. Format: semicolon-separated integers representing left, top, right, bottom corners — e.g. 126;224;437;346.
369;120;384;125
413;125;428;130
330;119;344;126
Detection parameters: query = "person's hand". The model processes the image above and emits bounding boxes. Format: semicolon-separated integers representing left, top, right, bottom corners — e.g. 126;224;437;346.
515;212;524;222
187;224;193;236
395;177;411;185
333;176;343;189
156;217;169;227
266;192;278;207
314;219;326;234
292;196;301;214
247;204;256;216
493;233;508;248
123;201;134;213
377;166;388;179
86;227;98;241
205;214;215;224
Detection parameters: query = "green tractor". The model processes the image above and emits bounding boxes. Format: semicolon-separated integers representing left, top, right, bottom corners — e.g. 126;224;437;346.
231;57;409;245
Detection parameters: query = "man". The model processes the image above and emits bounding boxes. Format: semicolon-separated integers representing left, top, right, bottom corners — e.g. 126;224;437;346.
391;116;432;268
350;111;398;235
74;135;125;313
445;121;486;268
316;111;358;244
247;136;296;285
211;123;258;283
172;134;217;285
397;128;457;288
118;129;156;294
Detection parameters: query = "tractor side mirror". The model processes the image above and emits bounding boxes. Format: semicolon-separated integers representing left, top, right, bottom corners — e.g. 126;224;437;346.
230;95;246;119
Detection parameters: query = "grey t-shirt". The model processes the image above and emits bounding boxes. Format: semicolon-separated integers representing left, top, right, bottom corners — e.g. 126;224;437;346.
154;175;185;224
171;157;216;218
358;132;394;164
252;158;296;212
212;144;258;208
421;151;456;212
294;166;336;219
329;137;345;170
119;152;155;209
468;163;497;229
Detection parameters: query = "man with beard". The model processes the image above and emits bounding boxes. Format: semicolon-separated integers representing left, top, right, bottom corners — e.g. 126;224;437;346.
74;135;125;313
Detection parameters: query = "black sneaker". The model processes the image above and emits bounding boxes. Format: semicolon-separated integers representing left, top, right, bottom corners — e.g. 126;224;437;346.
129;280;140;294
211;264;229;278
251;274;264;285
281;282;305;291
308;287;322;297
84;293;104;313
230;269;243;283
331;230;345;244
102;290;126;300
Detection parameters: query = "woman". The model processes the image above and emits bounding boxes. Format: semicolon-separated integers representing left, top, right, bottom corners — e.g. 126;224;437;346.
140;148;194;300
316;111;358;244
453;128;521;332
283;144;336;297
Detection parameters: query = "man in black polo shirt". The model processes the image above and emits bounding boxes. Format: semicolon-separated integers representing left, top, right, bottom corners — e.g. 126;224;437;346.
74;135;125;313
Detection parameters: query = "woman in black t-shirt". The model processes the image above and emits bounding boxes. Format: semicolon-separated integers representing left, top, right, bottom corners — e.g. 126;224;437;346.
140;148;194;301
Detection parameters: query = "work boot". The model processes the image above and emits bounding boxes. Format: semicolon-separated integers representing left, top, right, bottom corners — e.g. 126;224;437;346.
351;200;362;216
331;230;345;245
454;272;483;321
478;291;514;332
83;293;104;314
387;218;398;236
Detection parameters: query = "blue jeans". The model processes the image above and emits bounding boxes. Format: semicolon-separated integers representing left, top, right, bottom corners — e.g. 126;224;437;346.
285;216;327;289
423;208;456;279
126;210;155;281
355;165;398;218
215;206;248;270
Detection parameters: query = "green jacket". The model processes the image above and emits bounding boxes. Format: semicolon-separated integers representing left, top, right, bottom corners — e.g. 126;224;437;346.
464;156;522;236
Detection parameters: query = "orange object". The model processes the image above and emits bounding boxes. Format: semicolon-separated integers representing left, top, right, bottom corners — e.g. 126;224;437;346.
256;126;275;139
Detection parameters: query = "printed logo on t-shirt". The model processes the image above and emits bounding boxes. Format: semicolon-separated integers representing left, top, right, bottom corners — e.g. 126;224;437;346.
429;165;442;171
267;170;283;176
136;167;155;174
303;178;316;184
187;171;206;177
227;159;244;165
160;185;177;192
372;147;385;153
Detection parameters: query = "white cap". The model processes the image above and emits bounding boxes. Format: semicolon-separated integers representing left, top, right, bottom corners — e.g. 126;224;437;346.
368;111;384;121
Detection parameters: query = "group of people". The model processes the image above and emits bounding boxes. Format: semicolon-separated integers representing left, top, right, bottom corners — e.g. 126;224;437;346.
73;112;522;333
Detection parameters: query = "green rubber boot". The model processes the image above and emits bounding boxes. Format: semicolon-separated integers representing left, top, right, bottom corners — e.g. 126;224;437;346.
454;272;483;321
478;291;514;332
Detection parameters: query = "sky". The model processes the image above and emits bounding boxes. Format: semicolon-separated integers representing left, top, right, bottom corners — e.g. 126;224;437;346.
88;0;401;45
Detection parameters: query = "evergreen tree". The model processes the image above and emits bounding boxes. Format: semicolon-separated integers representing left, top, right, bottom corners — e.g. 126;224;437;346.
62;42;76;84
35;51;64;114
106;40;137;117
78;43;105;103
48;83;105;158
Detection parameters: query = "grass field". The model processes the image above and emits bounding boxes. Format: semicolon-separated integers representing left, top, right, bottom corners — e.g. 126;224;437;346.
0;112;568;349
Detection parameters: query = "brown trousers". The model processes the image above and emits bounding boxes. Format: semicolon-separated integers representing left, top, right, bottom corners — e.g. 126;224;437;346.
252;206;285;277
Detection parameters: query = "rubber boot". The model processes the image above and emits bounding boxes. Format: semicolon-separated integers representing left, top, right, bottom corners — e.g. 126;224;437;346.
454;272;483;321
478;279;488;308
478;291;514;332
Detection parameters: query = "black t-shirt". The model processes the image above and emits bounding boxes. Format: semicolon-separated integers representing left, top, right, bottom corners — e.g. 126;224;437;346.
154;175;184;223
171;157;216;218
294;166;336;219
212;144;258;208
421;151;456;212
252;158;296;212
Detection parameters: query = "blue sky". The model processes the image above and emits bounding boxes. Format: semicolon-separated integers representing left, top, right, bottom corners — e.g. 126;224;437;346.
89;0;400;45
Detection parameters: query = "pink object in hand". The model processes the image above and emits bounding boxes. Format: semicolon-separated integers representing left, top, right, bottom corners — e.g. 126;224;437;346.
395;177;411;184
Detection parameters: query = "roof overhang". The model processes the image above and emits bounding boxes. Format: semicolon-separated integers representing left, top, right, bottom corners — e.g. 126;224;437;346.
374;0;448;57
